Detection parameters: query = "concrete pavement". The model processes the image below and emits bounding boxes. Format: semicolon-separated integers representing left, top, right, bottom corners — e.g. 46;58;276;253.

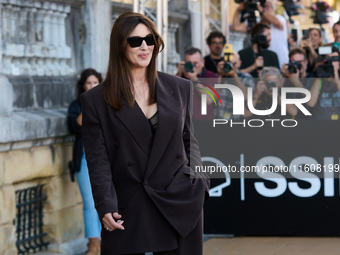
34;236;340;254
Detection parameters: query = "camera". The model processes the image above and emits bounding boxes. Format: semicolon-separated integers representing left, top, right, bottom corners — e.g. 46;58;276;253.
235;0;266;30
184;61;194;73
223;62;233;73
265;80;276;92
252;34;267;47
315;46;339;78
223;44;234;73
287;61;302;74
316;56;338;78
279;0;302;23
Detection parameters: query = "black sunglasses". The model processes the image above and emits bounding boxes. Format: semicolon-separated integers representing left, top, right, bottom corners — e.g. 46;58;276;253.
127;34;157;48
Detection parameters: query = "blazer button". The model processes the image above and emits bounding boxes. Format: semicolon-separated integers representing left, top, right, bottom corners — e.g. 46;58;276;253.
127;161;134;167
176;154;183;159
144;180;148;186
115;142;119;148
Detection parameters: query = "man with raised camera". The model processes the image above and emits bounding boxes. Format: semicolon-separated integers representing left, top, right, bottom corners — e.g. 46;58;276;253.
281;48;314;119
176;46;216;120
238;23;280;78
214;52;255;120
232;0;288;67
247;67;298;119
282;48;313;85
308;52;340;120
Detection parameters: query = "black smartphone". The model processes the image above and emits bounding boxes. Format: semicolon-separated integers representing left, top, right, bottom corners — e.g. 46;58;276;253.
302;29;309;40
292;29;297;42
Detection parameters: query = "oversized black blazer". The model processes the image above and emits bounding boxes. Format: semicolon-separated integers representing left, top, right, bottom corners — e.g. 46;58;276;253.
81;71;210;253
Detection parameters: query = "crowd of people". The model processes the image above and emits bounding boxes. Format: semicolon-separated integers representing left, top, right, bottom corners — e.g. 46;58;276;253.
177;2;340;121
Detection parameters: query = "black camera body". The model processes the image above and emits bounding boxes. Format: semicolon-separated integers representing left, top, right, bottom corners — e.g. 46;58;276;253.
265;80;276;92
184;61;194;73
287;61;302;74
316;56;338;78
252;34;267;47
235;0;266;30
223;61;234;73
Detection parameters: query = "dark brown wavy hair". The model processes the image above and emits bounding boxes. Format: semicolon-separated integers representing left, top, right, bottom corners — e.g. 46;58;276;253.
77;68;103;100
103;11;164;110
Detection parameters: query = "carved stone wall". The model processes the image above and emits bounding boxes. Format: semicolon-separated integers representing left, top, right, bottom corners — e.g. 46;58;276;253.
0;0;73;76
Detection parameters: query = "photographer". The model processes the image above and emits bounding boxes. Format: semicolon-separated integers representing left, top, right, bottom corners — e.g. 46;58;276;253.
214;52;255;120
248;67;298;119
281;48;313;119
308;52;340;120
282;48;313;85
239;23;280;78
299;28;322;75
204;31;226;74
176;46;216;120
232;1;288;67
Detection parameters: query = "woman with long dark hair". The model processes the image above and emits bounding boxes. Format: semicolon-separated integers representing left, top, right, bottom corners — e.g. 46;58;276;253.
68;68;103;255
81;12;209;255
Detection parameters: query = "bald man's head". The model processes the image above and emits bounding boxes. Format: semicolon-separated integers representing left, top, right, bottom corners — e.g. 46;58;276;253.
231;52;241;70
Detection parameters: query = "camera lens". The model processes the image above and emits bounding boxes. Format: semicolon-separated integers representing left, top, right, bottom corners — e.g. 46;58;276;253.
184;61;194;73
288;64;297;74
224;62;233;73
265;80;276;92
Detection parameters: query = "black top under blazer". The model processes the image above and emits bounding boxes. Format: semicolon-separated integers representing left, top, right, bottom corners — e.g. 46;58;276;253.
81;71;210;254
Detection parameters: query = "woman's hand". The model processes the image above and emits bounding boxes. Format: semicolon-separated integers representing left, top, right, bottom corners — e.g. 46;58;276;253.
102;212;125;231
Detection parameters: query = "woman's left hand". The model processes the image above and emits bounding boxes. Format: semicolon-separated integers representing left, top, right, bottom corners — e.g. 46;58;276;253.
102;212;125;231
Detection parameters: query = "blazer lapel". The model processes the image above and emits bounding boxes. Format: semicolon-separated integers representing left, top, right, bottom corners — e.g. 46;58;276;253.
115;96;153;156
145;78;180;178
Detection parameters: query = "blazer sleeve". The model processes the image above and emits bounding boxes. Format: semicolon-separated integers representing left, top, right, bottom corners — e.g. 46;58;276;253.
183;83;210;199
81;94;118;220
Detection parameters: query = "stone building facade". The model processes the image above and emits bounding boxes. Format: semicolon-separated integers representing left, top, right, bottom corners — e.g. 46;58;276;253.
0;0;111;254
0;0;195;254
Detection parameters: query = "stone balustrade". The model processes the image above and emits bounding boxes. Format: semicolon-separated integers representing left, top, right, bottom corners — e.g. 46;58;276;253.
0;0;73;76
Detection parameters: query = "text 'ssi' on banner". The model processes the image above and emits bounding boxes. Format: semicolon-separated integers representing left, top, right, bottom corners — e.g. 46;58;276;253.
190;78;340;236
194;121;340;236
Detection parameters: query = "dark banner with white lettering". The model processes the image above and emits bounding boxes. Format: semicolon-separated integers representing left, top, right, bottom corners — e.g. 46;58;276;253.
196;120;340;236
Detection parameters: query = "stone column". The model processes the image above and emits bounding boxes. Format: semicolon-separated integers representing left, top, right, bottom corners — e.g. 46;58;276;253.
2;5;11;43
82;0;112;74
51;58;60;76
12;58;20;75
18;7;29;44
58;12;67;46
35;9;46;43
43;10;53;46
27;8;37;44
21;57;30;75
167;23;180;75
2;56;12;75
36;58;44;76
59;59;69;76
10;6;20;43
189;0;202;49
50;3;58;46
29;57;38;76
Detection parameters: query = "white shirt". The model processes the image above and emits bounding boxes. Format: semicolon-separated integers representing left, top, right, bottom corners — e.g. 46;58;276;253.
268;14;289;69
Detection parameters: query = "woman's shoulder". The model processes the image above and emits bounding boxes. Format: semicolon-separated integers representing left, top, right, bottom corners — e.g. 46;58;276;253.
157;71;191;93
158;71;190;84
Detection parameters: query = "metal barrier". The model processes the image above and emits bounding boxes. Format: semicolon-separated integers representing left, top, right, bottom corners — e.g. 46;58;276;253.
15;184;49;254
